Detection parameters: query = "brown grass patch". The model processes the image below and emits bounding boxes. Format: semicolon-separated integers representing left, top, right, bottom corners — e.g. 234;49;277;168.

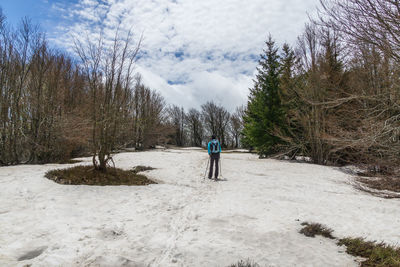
341;164;400;198
353;165;400;198
357;176;400;193
45;165;156;186
299;222;335;239
300;222;400;266
353;171;400;199
338;238;400;267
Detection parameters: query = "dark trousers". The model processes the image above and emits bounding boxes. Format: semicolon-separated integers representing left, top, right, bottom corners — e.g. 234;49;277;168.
208;153;220;178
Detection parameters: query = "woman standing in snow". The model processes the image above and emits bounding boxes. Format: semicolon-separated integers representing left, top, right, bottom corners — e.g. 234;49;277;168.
207;135;222;179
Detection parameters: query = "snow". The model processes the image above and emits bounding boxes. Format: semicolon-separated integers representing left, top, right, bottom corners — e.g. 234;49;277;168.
294;156;312;162
1;149;399;266
222;149;250;153
180;147;204;150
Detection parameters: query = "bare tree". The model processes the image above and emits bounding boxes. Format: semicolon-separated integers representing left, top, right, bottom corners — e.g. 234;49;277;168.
201;101;230;147
168;105;186;146
290;23;348;164
229;106;244;148
317;0;400;165
319;0;400;60
186;108;203;147
0;15;14;164
74;29;141;171
0;18;41;164
130;75;170;149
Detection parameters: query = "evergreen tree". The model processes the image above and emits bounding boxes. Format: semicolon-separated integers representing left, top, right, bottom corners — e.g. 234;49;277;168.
279;43;305;157
243;36;285;155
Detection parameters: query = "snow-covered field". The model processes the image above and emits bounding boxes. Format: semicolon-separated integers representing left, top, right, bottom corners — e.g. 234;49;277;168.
1;149;399;267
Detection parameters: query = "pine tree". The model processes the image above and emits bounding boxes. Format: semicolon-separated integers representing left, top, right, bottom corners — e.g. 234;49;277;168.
279;43;305;157
243;36;285;155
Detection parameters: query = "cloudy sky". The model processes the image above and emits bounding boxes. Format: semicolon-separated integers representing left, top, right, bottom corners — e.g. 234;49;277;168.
1;0;320;111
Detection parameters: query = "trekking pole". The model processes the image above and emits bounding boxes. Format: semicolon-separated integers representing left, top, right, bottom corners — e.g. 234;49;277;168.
203;156;210;180
219;157;222;178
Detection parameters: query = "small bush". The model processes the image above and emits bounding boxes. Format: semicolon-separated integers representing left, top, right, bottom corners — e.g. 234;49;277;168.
338;238;400;267
45;165;156;186
228;259;260;267
299;222;335;239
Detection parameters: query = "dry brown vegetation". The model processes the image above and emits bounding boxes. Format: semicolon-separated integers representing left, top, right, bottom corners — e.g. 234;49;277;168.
354;176;400;199
299;222;400;266
339;238;400;267
299;222;335;239
346;165;400;198
45;165;156;186
357;175;400;193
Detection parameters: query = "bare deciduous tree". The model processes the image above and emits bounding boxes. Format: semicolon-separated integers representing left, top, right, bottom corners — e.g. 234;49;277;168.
74;30;141;171
201;101;230;147
168;105;186;146
130;75;169;149
319;0;400;60
229;106;244;148
186;108;203;147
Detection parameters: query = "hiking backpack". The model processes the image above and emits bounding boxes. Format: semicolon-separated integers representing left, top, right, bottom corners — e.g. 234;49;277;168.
210;141;219;153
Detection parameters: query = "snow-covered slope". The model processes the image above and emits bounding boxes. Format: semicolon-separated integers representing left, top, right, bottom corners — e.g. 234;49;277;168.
0;150;399;266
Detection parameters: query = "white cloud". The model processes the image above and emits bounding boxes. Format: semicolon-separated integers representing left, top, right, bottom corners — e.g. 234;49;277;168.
50;0;320;112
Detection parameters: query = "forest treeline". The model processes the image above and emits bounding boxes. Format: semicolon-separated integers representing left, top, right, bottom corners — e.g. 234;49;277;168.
1;0;399;169
243;0;399;167
0;14;165;167
0;9;243;167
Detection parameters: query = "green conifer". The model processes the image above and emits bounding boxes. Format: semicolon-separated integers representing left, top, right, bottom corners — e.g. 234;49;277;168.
243;36;285;155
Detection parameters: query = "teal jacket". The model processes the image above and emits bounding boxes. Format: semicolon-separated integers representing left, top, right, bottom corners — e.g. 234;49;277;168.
208;139;221;155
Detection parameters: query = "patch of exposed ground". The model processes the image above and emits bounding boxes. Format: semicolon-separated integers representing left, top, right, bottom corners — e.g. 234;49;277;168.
45;165;156;186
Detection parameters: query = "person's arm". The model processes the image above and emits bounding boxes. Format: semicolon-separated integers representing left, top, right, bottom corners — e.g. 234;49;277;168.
207;142;211;155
